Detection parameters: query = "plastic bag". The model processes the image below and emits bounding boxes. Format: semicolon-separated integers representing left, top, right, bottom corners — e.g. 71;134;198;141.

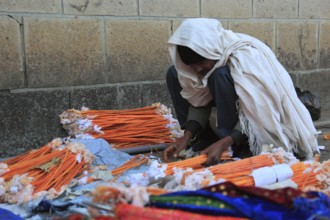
295;87;321;121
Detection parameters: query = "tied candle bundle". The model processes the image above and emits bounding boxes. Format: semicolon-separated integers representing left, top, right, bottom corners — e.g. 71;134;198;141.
162;148;330;196
164;154;278;188
106;146;329;196
291;155;330;196
163;150;233;176
109;150;233;184
0;138;93;204
108;148;290;190
111;154;150;181
60;103;184;149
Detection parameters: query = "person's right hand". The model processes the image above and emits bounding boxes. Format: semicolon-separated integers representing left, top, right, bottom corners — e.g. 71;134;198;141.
200;136;233;167
163;131;193;162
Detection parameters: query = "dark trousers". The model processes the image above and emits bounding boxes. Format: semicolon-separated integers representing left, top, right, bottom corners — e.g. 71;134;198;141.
166;65;251;158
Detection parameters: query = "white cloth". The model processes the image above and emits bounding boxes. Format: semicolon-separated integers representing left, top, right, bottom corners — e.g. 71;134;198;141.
168;18;319;159
251;164;293;187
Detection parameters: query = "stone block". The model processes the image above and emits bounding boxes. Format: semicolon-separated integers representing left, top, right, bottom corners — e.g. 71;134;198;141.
106;20;171;83
139;0;199;17
0;15;24;90
71;82;172;112
320;22;330;69
70;85;118;110
288;72;299;86
172;19;228;33
141;81;171;107
229;21;275;51
254;0;298;18
63;0;138;16
201;0;252;18
221;20;229;29
116;84;143;109
0;90;70;158
296;70;330;111
172;19;185;32
71;83;142;110
276;21;318;71
25;16;106;88
299;0;330;19
0;0;61;13
141;82;175;118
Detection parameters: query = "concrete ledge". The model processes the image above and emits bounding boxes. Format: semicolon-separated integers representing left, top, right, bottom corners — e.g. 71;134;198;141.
0;81;171;158
0;90;70;157
314;110;330;128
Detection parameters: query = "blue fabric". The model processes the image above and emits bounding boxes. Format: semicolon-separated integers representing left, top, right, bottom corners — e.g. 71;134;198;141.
293;192;330;219
0;208;24;220
149;189;330;220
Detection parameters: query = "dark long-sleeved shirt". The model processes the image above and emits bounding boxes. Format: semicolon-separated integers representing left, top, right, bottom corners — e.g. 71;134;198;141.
184;105;244;145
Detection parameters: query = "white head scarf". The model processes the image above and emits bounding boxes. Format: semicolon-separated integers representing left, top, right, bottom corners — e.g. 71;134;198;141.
168;18;319;159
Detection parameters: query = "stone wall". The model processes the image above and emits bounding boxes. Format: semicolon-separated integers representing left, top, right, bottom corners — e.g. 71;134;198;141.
0;0;329;157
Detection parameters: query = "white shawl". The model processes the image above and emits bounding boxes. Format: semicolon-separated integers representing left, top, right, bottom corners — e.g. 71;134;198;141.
168;18;319;159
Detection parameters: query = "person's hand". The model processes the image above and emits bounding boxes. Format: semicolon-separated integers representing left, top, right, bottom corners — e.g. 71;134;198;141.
163;131;193;162
201;136;233;167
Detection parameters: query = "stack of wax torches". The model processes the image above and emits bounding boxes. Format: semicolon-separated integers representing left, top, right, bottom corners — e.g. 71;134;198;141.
110;150;330;196
59;103;183;149
0;138;93;203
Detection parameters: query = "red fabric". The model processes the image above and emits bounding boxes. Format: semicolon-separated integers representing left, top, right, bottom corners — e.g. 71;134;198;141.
115;203;247;220
94;216;114;220
203;181;313;208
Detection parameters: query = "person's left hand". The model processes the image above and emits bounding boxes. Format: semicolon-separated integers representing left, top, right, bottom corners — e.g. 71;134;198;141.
200;136;233;167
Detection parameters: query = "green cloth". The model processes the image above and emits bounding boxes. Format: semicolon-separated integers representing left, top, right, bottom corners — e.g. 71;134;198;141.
150;195;233;210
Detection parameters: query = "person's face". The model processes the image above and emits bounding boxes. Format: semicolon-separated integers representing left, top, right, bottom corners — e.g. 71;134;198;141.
189;59;218;77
